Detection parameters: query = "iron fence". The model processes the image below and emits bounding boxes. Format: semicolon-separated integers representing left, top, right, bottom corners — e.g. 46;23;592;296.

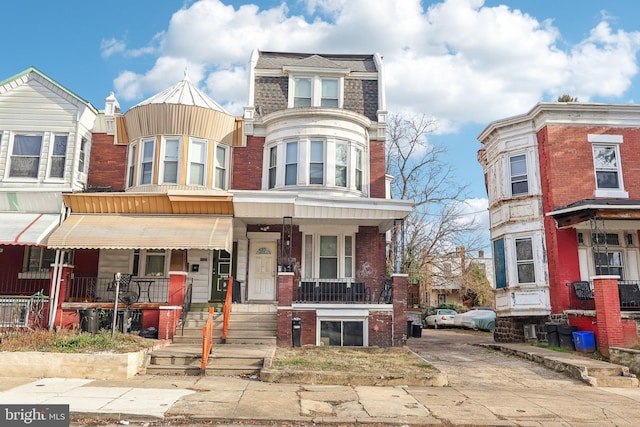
569;280;640;311
294;278;371;303
0;294;49;329
67;276;170;304
0;271;50;297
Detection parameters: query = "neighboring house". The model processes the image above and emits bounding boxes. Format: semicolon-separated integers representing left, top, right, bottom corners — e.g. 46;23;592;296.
21;49;412;347
0;68;98;328
477;102;640;342
426;247;494;308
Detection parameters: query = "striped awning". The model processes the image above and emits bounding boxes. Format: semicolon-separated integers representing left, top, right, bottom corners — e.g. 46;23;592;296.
47;214;232;251
0;213;60;246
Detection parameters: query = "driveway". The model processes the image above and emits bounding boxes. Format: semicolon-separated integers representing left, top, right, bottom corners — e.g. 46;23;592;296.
407;328;640;425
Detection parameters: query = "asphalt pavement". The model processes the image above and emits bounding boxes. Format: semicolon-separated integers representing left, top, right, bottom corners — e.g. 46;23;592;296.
1;329;640;426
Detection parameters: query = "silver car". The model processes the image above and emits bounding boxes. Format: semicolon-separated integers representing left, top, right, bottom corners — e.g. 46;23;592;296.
424;309;458;329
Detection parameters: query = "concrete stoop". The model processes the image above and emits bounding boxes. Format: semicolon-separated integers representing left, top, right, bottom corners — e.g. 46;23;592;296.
484;343;639;388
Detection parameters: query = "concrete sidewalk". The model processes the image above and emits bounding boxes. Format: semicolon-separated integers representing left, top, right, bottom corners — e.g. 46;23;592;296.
1;338;640;425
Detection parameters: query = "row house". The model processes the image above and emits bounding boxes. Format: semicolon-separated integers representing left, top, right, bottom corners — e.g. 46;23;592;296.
478;102;640;349
1;50;413;347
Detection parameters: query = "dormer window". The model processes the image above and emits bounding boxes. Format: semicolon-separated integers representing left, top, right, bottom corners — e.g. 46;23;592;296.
289;76;343;108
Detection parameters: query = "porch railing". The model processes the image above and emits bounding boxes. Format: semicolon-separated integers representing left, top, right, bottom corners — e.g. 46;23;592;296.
0;271;50;297
67;276;171;304
294;278;371;303
0;294;49;329
569;280;640;311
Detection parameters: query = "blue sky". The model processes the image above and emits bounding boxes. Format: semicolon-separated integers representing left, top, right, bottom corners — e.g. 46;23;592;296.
3;0;640;250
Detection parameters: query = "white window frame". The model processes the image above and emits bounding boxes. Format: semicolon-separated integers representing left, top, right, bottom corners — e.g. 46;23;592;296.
142;249;168;277
285;141;298;186
127;143;137;188
268;146;277;189
589;134;628;198
6;133;43;180
288;75;344;108
47;133;68;179
301;231;356;279
509;153;528;197
309;140;325;185
187;138;208;186
160;137;181;185
138;138;155;185
316;310;369;347
514;237;535;284
78;137;88;175
214;144;228;190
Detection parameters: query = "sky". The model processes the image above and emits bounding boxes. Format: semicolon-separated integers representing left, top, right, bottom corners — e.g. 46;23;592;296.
3;0;640;252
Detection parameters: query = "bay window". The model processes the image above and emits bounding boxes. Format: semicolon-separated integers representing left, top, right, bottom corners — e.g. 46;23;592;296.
355;148;363;191
268;147;277;189
162;137;180;184
49;134;68;178
78;138;87;174
215;145;227;189
515;237;535;284
188;138;207;186
310;140;324;184
336;143;347;187
285;142;298;186
127;144;136;188
10;134;42;178
140;139;155;185
509;154;528;196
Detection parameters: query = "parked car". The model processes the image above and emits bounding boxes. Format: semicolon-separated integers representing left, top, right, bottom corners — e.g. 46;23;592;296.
424;309;458;329
455;308;496;331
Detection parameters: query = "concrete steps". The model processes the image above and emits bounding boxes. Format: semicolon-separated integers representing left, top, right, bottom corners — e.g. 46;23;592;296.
146;303;277;376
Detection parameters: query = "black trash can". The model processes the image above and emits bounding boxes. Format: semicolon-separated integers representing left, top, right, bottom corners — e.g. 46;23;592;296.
544;322;560;348
232;280;241;303
407;320;413;338
412;323;422;338
79;308;98;334
117;309;132;333
558;324;578;350
292;317;301;347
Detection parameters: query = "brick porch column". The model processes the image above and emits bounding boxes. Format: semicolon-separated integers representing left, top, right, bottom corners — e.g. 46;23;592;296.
392;274;408;347
592;275;625;357
158;306;182;340
50;264;74;329
167;271;187;307
277;272;294;347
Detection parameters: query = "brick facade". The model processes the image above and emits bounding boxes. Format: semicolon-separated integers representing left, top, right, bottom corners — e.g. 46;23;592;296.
232;135;264;190
355;226;387;296
369;139;386;198
87;133;126;191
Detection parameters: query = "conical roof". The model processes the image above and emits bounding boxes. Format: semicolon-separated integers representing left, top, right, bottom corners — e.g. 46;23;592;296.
135;71;228;113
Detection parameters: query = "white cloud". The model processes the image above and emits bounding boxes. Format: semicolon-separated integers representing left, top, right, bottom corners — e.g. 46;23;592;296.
101;38;126;58
111;0;640;125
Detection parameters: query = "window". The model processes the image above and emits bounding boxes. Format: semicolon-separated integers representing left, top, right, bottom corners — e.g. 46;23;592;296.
310;140;324;184
24;247;56;273
515;238;535;284
593;145;620;189
437;294;447;305
10;134;42;178
320;320;364;346
319;236;338;278
592;233;619;246
355;148;363;191
78;138;87;174
336;143;347;187
510;154;528;196
293;78;312;107
268;146;277;189
189;139;207;186
162;138;180;184
594;251;624;278
127;144;137;187
49;134;67;178
285;142;298;186
344;236;353;278
144;250;166;276
321;79;339;107
493;238;506;289
214;145;227;189
140;139;155;185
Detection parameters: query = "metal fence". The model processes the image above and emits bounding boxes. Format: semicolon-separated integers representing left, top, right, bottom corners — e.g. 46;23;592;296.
0;295;49;329
67;276;170;304
294;278;371;303
569;280;640;311
0;271;50;297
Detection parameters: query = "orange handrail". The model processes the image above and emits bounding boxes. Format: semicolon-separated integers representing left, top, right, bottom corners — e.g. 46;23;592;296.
201;307;214;372
221;276;234;344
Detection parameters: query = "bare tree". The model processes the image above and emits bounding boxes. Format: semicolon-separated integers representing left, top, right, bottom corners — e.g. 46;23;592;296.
386;113;485;305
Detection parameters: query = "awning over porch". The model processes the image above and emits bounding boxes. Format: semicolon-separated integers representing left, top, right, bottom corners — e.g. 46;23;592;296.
547;199;640;228
47;214;233;251
0;213;61;246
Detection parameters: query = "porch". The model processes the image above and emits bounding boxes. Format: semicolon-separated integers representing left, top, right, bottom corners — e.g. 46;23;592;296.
569;280;640;311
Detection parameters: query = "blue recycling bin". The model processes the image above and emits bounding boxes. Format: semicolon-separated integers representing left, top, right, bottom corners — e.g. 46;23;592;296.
573;331;596;352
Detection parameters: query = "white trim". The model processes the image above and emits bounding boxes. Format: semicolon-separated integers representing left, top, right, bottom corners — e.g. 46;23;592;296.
159;136;181;185
187;137;208;187
138;138;156;185
588;134;623;144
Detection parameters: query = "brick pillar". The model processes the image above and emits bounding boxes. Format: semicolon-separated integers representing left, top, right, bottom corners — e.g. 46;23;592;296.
50;264;74;329
167;271;187;307
392;274;408;347
158;306;182;341
277;272;294;347
593;275;625;357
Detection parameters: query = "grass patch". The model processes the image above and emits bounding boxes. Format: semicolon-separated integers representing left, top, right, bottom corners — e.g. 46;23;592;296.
0;329;158;353
534;343;571;353
272;346;435;375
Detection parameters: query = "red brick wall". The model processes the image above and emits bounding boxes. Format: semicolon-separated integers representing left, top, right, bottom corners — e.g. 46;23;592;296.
368;311;393;347
88;133;127;191
369;139;386;198
545;225;581;312
356;226;387;296
232;136;264;190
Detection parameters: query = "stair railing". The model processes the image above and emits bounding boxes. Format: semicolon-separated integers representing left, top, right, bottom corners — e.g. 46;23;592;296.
201;306;214;372
221;276;234;344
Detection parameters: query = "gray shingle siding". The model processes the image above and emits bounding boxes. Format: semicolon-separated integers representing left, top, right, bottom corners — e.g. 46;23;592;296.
254;76;288;116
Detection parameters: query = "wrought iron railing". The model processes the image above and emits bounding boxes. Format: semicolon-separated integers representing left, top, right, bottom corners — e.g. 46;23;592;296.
181;280;193;335
294;278;371;303
0;271;50;296
569;280;640;311
619;280;640;310
67;276;170;304
0;294;49;329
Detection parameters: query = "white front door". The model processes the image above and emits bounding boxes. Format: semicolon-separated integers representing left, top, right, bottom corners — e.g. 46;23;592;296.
248;241;277;300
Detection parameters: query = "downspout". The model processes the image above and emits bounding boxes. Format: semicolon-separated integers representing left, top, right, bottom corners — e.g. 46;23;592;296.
48;204;70;330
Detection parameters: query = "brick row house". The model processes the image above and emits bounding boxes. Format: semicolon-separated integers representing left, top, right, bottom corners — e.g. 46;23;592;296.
478;102;640;353
1;50;413;347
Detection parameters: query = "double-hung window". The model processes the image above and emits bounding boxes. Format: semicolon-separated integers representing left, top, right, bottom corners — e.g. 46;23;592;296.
355;148;363;191
509;154;528;196
285;142;298;186
515;237;535;284
49;134;68;178
310;140;324;184
188;139;207;186
304;234;354;279
140;139;155;185
214;145;227;189
290;75;343;108
78;138;87;174
24;247;56;273
10;134;42;178
321;79;339;107
268;147;277;189
335;143;347;187
589;134;627;198
162;138;180;184
319;236;338;278
294;78;312;107
127;144;137;188
144;250;166;276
